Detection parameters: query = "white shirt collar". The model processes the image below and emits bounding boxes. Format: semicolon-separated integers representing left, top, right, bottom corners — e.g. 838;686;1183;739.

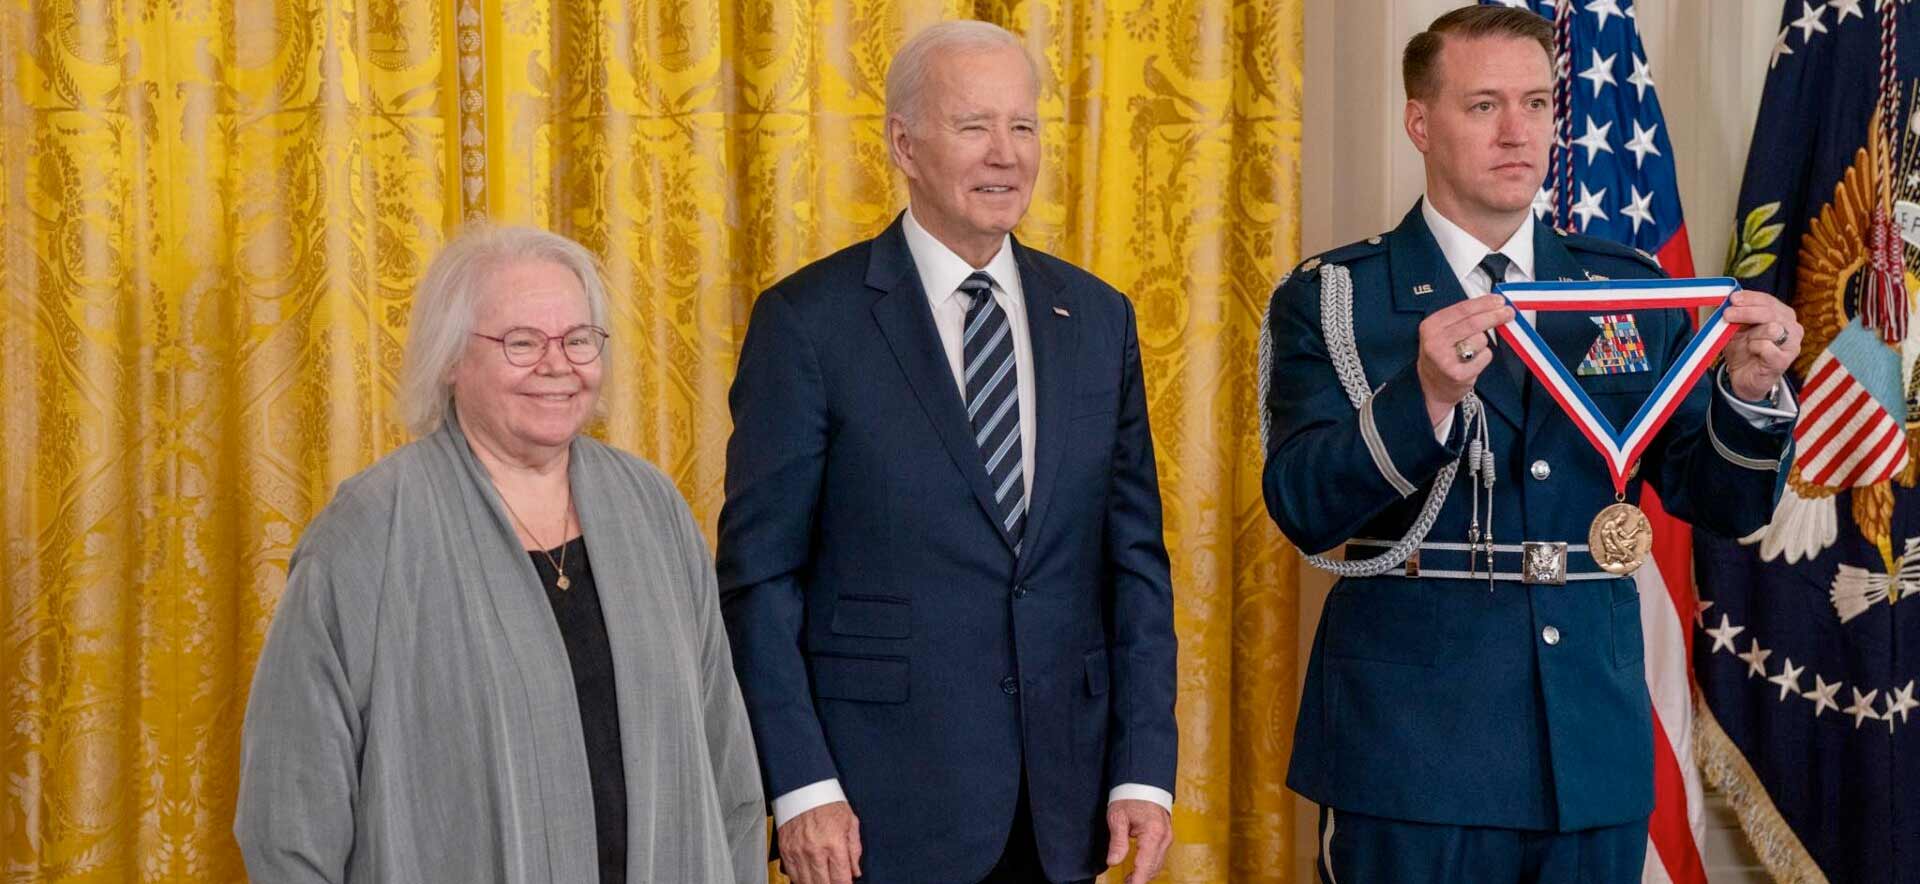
903;208;1020;305
1421;198;1535;288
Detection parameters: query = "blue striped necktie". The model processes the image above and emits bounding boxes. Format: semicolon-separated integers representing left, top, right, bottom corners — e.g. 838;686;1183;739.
958;271;1025;549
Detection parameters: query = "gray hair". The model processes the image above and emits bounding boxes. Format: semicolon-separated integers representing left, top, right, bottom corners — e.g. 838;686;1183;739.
885;20;1040;129
398;224;612;437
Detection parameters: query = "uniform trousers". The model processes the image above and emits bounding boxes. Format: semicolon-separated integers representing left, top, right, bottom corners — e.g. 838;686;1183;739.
1316;805;1647;884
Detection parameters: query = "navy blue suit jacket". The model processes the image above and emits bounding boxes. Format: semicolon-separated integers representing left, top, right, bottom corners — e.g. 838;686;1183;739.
1264;204;1792;832
717;215;1177;883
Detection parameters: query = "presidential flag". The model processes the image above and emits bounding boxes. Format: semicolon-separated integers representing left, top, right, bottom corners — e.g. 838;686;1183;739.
1694;1;1920;882
1484;2;1707;881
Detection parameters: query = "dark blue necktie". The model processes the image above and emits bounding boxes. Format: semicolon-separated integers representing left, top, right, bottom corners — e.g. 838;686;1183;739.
1480;252;1527;390
959;271;1025;550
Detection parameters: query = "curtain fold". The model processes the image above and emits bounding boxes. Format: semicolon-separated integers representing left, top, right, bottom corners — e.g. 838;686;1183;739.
0;1;1301;879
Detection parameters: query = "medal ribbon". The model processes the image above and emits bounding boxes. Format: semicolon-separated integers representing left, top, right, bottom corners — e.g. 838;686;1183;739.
1493;277;1741;496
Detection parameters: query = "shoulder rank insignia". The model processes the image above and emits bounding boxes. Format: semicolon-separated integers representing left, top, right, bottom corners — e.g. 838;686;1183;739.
1367;235;1383;245
1300;257;1322;273
1576;314;1651;375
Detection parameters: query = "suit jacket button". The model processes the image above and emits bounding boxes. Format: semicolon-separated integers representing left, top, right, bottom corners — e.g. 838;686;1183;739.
1530;460;1551;481
1013;584;1031;599
1542;625;1562;646
1001;676;1020;695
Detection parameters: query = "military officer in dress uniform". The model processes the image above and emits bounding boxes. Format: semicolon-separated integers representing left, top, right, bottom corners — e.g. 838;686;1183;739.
1262;7;1803;882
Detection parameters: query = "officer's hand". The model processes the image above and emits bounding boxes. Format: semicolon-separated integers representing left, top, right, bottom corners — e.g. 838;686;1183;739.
778;801;862;884
1416;296;1514;427
1721;289;1801;401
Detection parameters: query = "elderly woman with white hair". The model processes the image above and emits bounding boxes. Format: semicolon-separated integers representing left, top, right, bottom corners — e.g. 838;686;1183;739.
235;225;764;884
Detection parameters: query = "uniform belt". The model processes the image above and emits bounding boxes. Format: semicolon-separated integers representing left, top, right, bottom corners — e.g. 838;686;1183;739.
1346;538;1619;585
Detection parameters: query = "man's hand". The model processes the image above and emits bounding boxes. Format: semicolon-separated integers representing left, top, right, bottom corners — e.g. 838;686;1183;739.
1721;289;1802;401
1105;799;1173;884
1416;297;1514;426
777;801;862;884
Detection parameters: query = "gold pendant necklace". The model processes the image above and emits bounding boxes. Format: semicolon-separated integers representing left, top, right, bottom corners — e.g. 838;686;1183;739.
499;491;573;591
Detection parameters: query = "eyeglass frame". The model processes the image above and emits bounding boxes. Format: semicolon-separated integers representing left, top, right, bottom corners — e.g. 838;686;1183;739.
471;325;612;367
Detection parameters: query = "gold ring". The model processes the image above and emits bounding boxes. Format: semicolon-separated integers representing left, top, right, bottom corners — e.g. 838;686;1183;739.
1772;325;1789;347
1454;339;1478;362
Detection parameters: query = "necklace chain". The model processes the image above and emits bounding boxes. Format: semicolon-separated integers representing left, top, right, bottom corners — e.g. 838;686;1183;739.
498;489;573;591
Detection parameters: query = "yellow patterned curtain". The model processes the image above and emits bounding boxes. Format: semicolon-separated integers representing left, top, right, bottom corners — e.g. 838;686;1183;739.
0;0;1301;880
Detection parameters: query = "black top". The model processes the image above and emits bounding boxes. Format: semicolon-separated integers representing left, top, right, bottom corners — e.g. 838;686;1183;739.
530;537;626;884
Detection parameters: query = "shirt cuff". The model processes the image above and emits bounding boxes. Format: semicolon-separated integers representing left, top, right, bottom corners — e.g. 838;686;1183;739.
1432;408;1455;445
1108;783;1174;813
772;779;847;828
1717;369;1799;427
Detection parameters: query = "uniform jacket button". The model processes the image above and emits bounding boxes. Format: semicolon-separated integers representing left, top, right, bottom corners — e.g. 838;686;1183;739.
1530;460;1551;481
1001;676;1020;695
1542;625;1562;646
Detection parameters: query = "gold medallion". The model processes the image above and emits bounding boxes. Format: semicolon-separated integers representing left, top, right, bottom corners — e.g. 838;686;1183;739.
1588;502;1653;575
556;574;571;591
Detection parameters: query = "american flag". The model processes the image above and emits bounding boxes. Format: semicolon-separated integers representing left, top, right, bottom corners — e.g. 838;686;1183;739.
1485;2;1706;882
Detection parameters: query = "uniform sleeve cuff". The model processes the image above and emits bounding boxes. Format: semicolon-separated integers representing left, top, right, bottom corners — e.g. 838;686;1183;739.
1708;369;1791;471
772;779;846;828
1361;366;1460;497
1108;783;1174;813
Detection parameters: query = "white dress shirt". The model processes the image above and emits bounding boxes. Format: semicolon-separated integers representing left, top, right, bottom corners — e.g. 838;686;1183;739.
770;208;1172;827
1420;199;1795;442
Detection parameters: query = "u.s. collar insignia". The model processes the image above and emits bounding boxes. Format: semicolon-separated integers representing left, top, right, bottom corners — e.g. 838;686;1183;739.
1413;283;1434;296
1576;313;1652;375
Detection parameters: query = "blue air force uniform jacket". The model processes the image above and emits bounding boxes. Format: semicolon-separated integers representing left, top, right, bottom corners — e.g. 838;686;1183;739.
1263;204;1792;831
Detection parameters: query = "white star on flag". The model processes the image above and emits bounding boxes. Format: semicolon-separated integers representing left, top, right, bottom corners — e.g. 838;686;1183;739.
1579;49;1618;98
1845;687;1882;728
1768;658;1806;701
1573;116;1614;162
1695;599;1715;628
1830;0;1864;24
1705;614;1745;654
1585;0;1624;30
1886;680;1919;728
1771;27;1795;69
1532;186;1556;221
1624;120;1661;169
1622;186;1656;234
1806;674;1843;717
1792;0;1829;41
1570;184;1609;231
1737;639;1773;678
1627;55;1655;101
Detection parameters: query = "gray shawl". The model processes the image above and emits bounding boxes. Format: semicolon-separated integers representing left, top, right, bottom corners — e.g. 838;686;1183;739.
235;416;765;883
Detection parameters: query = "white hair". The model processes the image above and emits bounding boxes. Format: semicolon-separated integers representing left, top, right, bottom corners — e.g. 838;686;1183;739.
398;224;611;437
885;20;1040;129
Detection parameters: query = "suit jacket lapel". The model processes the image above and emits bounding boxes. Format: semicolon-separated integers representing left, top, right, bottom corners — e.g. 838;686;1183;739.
1385;204;1525;429
866;217;1019;552
1012;240;1077;571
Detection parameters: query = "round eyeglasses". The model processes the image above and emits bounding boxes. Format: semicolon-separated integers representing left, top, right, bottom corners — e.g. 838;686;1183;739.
473;325;611;367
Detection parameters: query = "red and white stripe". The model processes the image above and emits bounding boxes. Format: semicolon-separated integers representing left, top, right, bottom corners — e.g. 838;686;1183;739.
1495;279;1741;495
1792;351;1909;487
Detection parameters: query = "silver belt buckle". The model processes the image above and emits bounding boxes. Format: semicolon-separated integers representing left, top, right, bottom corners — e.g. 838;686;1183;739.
1521;542;1567;586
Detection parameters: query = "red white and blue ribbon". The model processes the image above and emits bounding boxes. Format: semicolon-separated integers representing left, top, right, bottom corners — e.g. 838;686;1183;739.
1493;277;1741;495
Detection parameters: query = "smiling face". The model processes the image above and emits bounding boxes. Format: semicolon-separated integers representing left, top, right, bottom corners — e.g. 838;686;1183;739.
1405;33;1554;243
888;42;1041;267
449;259;602;467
